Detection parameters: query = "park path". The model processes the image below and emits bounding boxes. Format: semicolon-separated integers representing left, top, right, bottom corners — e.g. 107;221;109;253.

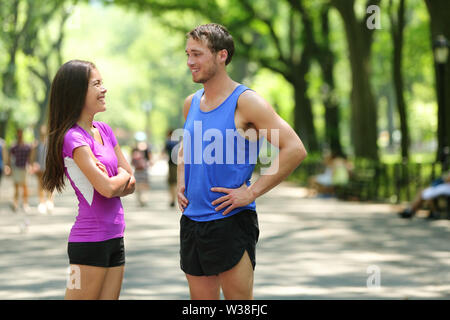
0;159;449;299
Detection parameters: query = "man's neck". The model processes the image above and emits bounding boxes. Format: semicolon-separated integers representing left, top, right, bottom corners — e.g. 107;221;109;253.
202;70;237;101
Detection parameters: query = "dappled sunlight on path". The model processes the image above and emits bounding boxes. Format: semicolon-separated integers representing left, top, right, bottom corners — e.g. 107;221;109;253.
0;161;448;299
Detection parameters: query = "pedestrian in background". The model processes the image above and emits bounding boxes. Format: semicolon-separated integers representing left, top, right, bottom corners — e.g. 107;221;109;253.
165;128;179;207
31;125;54;214
6;128;32;212
131;134;151;207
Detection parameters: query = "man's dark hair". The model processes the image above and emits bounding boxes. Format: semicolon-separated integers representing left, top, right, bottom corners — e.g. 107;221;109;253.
187;23;235;65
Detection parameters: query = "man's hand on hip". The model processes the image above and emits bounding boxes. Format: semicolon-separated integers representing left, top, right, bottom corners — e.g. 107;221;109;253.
211;183;256;215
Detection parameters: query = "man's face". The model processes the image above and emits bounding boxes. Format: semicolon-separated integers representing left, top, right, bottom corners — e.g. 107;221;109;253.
185;37;219;83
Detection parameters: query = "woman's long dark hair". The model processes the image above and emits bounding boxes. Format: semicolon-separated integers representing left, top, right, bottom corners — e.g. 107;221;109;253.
43;60;96;193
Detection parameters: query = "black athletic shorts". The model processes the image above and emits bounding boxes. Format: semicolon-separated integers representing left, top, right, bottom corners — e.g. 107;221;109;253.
180;209;259;276
67;237;125;268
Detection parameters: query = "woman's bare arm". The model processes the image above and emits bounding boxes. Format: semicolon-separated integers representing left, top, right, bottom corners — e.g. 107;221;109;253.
73;146;130;198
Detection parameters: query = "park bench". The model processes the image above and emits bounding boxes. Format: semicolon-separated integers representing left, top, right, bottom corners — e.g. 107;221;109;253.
296;157;449;219
427;161;450;219
335;159;380;201
431;195;450;219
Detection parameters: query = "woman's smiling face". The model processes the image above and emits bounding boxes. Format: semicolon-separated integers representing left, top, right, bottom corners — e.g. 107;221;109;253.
83;68;107;115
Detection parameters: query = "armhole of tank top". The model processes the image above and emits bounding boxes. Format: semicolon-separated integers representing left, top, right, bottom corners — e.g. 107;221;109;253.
233;86;252;117
185;89;203;123
234;87;264;144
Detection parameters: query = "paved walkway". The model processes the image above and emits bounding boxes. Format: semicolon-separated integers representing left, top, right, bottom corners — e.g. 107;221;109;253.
0;160;449;300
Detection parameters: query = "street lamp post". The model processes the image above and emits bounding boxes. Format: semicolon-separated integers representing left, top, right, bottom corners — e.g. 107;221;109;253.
142;101;153;144
433;35;449;171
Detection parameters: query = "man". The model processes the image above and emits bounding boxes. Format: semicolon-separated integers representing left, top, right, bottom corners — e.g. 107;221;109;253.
6;128;32;212
177;23;307;300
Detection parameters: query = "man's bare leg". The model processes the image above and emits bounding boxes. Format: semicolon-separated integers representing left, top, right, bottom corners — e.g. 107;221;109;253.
219;250;254;300
185;274;221;300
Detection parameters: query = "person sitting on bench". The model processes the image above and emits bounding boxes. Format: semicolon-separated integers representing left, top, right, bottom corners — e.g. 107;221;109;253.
399;170;450;219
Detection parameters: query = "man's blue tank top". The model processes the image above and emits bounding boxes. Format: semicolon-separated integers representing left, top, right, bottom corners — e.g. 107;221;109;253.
183;84;262;221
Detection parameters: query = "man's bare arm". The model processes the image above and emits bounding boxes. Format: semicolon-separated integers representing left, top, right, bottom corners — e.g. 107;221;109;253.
211;90;307;215
244;91;307;198
177;94;194;212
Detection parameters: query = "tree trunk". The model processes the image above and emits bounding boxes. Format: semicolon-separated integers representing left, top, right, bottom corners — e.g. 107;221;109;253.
424;0;450;165
34;78;51;138
332;0;379;160
386;87;395;150
291;69;319;153
318;4;345;157
0;110;12;140
0;28;19;140
390;0;410;160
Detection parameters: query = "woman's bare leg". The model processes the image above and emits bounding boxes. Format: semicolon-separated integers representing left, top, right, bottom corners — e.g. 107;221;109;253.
65;264;107;300
98;265;125;300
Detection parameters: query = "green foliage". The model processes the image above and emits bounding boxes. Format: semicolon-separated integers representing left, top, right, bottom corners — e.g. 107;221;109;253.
0;0;440;160
370;0;436;156
62;2;199;148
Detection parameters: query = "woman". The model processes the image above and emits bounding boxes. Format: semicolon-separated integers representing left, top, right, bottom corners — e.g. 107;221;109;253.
43;60;135;300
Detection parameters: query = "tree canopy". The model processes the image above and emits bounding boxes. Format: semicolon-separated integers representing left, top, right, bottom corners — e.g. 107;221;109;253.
0;0;447;162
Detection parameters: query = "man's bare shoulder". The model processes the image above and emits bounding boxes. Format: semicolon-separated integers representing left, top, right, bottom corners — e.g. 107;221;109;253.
238;89;276;120
184;93;195;106
183;93;195;120
239;89;268;105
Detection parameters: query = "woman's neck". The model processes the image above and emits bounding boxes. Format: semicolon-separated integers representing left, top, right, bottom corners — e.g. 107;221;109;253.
77;113;95;135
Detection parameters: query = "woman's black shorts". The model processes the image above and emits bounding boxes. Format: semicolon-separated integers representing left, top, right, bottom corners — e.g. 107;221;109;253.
67;237;125;268
180;209;259;276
